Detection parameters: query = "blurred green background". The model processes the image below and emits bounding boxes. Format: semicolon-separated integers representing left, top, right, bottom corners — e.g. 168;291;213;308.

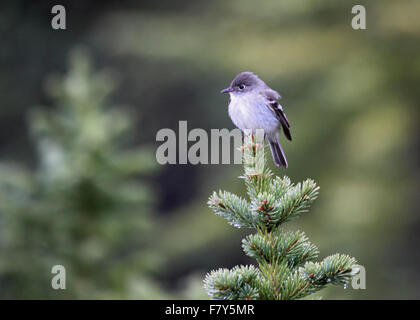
0;0;419;299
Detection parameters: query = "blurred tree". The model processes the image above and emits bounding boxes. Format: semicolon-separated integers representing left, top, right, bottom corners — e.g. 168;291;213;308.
0;50;164;299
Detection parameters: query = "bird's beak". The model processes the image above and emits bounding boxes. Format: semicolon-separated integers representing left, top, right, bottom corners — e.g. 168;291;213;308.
220;87;233;94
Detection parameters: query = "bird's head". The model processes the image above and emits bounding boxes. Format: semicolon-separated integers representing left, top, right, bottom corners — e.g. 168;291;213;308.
221;72;264;96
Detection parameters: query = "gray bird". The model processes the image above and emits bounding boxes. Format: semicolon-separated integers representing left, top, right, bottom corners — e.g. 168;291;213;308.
221;72;291;167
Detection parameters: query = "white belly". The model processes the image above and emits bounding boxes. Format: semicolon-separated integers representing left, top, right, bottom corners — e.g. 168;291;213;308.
228;94;279;135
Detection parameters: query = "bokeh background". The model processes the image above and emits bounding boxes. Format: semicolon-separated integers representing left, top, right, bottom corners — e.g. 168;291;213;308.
0;0;419;299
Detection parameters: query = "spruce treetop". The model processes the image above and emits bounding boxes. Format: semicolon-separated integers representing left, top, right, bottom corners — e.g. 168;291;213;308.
204;135;358;300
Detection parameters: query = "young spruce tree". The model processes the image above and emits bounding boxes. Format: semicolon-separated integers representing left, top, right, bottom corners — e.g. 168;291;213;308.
0;51;161;298
204;134;359;300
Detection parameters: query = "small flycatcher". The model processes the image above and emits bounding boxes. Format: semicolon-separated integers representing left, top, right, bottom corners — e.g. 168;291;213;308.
221;72;292;167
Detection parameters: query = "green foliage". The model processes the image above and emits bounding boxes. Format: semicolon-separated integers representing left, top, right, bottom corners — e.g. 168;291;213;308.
0;51;160;299
204;265;260;300
204;139;358;300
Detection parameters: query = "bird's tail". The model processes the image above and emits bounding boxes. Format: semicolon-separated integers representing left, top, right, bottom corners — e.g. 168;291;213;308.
268;137;288;168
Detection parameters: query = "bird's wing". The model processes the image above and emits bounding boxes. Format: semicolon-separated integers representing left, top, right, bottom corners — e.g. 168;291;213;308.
263;89;292;141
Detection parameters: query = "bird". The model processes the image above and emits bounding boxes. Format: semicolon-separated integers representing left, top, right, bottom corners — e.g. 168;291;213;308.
221;72;291;167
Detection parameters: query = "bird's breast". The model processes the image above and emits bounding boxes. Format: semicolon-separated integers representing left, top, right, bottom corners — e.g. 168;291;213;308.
228;94;279;135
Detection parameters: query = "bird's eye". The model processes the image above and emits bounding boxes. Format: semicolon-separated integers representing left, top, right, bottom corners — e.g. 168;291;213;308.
238;84;245;90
